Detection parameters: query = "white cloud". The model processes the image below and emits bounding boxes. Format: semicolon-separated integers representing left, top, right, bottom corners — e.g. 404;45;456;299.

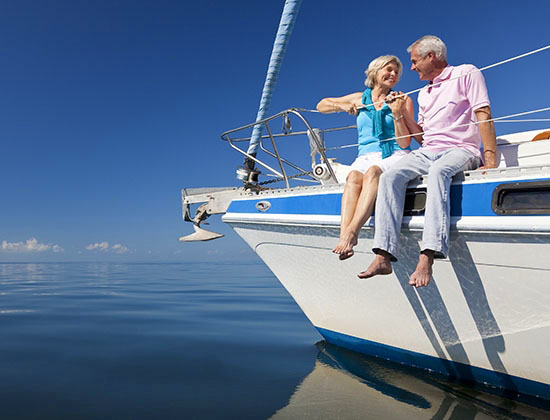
85;241;130;254
1;238;64;253
86;241;110;251
112;244;129;254
52;244;64;253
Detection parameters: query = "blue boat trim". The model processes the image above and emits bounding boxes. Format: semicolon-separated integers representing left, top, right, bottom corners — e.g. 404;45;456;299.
316;327;550;401
228;192;342;215
226;178;550;217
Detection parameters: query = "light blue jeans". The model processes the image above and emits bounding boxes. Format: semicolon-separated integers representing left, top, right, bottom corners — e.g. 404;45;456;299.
372;148;481;260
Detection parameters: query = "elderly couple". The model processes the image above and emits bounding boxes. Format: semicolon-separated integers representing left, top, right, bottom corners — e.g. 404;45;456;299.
317;35;497;287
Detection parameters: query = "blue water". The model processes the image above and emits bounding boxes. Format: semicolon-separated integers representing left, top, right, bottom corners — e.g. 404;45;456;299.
0;262;548;419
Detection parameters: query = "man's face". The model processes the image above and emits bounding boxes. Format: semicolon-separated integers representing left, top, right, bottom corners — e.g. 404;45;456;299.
410;47;435;81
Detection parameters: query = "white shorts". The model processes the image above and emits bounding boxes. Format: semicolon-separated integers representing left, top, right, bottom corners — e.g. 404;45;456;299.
350;149;410;174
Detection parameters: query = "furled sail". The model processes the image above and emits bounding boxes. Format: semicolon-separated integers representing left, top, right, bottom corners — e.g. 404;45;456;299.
243;0;302;172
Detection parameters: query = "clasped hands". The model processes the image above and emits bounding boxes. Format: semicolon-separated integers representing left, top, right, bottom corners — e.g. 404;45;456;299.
385;91;407;115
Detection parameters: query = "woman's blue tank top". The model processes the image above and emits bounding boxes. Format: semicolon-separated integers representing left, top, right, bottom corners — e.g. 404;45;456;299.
356;89;411;157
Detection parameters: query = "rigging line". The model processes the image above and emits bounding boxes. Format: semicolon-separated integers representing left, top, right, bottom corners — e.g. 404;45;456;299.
495;119;550;123
381;106;550;143
326;106;550;150
390;44;550;104
300;44;550;113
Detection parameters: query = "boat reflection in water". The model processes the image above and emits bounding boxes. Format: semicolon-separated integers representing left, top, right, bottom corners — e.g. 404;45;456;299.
270;341;550;419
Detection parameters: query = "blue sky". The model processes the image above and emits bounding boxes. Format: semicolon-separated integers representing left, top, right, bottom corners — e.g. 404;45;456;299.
1;0;548;262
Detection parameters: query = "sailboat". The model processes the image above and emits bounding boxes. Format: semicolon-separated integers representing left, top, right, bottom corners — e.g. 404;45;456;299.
180;0;550;402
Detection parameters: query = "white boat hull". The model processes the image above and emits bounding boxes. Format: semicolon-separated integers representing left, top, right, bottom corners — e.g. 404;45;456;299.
178;129;550;400
222;165;550;400
227;221;550;395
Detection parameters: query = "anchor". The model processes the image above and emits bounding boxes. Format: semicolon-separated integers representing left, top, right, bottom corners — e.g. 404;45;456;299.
179;187;244;242
179;202;224;242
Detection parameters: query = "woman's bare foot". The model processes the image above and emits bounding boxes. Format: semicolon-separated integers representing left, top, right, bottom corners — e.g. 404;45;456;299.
332;231;358;260
358;252;392;278
409;250;434;287
339;249;354;260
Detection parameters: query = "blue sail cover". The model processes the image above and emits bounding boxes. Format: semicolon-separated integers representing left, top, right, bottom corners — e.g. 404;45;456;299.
246;0;302;157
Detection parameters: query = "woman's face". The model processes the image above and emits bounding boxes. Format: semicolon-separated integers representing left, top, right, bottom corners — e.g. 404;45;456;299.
375;62;399;89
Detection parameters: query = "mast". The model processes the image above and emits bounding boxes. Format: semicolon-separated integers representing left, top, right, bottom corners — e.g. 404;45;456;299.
241;0;302;177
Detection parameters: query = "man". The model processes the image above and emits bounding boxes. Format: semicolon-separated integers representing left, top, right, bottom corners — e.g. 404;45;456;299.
359;35;497;287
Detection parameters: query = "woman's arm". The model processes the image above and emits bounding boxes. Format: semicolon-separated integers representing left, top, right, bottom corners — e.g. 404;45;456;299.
316;92;363;115
387;93;415;148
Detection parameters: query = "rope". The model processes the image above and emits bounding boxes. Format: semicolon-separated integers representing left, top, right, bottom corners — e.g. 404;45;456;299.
381;44;550;107
495;119;550;123
327;107;550;150
298;44;550;113
258;169;313;185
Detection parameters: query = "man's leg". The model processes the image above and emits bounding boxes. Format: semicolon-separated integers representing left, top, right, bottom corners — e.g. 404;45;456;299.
358;150;432;278
409;148;480;287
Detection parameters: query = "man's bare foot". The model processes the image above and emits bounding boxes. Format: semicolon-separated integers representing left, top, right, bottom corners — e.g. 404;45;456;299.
332;231;358;261
409;250;434;287
358;252;393;279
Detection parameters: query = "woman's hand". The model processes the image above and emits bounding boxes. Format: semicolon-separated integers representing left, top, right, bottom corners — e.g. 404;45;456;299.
390;93;417;148
341;103;359;116
386;91;407;118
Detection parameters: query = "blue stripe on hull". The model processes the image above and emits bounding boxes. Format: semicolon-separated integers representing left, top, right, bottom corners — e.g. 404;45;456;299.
227;178;550;217
228;192;342;215
316;327;550;401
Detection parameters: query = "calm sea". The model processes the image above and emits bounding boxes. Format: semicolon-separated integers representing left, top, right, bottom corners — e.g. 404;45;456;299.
0;261;548;419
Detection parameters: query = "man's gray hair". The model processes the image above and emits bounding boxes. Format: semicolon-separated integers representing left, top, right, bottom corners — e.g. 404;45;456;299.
407;35;447;61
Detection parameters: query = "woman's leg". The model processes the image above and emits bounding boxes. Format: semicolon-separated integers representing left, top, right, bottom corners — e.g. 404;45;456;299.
333;166;382;259
333;170;363;256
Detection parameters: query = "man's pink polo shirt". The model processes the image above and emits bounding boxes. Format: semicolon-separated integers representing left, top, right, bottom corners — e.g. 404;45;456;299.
417;64;490;159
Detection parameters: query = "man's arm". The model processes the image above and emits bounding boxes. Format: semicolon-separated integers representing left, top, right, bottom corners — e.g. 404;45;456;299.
474;106;497;169
400;110;423;145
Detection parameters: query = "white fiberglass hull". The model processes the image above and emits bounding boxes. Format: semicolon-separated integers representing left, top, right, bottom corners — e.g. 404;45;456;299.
228;222;549;394
222;167;550;400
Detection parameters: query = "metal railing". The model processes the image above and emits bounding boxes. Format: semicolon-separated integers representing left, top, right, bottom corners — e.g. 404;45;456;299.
221;108;356;188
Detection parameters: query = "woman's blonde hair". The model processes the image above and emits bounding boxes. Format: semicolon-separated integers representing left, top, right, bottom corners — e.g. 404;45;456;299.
364;55;403;88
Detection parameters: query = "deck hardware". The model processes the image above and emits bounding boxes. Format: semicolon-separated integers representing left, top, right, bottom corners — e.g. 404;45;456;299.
256;201;271;212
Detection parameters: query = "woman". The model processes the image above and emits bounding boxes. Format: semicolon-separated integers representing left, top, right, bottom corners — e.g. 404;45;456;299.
316;55;416;260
